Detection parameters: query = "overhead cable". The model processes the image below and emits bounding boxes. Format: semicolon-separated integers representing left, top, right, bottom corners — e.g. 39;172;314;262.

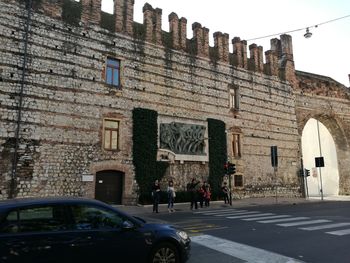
246;14;350;41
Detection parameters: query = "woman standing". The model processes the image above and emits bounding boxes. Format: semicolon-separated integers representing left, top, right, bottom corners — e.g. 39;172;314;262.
152;180;161;213
204;184;211;207
222;182;230;204
167;181;176;212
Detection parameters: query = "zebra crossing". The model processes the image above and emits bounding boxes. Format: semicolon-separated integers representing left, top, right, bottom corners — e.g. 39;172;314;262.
193;208;350;236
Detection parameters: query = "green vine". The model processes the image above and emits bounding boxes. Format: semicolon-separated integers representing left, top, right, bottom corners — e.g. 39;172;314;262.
132;108;168;204
207;118;227;199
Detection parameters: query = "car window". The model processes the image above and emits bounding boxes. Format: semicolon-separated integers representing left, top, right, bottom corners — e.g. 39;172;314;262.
0;210;19;233
0;205;68;233
70;205;124;230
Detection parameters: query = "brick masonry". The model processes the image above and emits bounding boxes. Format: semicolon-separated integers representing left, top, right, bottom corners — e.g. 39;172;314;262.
0;0;350;203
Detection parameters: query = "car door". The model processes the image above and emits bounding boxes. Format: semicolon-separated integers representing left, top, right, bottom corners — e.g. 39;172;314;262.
66;204;147;262
0;204;71;263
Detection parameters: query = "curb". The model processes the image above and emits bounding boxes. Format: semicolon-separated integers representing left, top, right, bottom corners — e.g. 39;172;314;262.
114;197;321;215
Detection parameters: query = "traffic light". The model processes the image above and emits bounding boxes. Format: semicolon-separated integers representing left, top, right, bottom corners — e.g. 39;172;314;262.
228;162;236;175
304;169;310;177
224;163;228;174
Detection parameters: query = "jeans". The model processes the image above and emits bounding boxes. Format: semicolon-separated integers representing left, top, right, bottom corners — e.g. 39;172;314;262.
153;193;160;212
168;196;174;209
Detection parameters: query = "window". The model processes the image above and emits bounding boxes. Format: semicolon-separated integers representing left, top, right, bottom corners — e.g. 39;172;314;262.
70;205;125;230
0;205;67;233
232;133;241;158
106;58;120;87
234;174;243;187
103;119;120;150
229;86;240;110
0;210;19;233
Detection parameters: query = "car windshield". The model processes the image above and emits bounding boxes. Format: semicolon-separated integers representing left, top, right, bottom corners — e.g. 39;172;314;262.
70;205;127;230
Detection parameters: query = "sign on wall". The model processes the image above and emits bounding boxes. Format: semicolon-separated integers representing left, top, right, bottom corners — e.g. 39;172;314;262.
271;146;278;167
160;122;206;155
315;157;325;167
82;175;94;182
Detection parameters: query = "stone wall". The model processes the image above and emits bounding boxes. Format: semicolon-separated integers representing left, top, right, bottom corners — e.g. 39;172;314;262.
0;0;349;203
295;71;350;194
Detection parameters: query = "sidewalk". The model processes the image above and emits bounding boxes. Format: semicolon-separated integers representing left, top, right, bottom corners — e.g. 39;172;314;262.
115;196;338;215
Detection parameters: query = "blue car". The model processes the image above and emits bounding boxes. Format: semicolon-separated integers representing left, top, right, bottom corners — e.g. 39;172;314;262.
0;197;191;263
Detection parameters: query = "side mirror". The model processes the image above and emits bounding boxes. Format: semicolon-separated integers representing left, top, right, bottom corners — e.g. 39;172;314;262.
122;220;134;230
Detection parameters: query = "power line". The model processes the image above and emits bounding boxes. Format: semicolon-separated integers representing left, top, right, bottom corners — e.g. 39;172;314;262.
246;14;350;42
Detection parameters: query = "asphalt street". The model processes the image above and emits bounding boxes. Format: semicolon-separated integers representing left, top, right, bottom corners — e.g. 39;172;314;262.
118;197;350;263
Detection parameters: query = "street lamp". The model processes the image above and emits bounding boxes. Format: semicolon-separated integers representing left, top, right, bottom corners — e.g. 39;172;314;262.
304;28;312;38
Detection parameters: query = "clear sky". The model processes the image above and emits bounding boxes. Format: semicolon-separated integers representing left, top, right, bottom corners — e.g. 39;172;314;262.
101;0;350;87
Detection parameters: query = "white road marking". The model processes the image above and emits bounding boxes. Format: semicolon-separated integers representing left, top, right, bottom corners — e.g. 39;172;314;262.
194;210;350;237
258;217;309;223
203;210;248;216
300;222;350;231
277;219;331;227
243;215;291;221
214;211;260;217
326;228;350;236
227;213;275;219
191;234;304;263
193;209;242;214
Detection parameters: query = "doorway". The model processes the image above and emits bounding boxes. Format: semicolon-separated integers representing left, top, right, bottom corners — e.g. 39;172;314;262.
301;118;339;197
95;170;123;204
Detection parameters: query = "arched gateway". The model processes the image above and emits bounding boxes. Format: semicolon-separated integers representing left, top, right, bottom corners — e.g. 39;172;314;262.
299;113;350;197
302;118;339;196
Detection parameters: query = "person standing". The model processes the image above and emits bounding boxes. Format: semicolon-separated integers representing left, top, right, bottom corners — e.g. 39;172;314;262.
167;180;176;212
204;184;211;207
152;180;161;213
222;182;230;204
188;178;199;210
198;182;205;208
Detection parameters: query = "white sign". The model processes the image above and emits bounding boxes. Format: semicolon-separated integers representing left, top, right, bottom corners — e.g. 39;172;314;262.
82;175;94;182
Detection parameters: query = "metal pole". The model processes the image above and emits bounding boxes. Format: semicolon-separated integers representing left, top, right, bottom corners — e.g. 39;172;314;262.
275;167;278;203
316;120;324;201
305;171;309;199
10;0;32;198
229;174;232;206
300;158;309;199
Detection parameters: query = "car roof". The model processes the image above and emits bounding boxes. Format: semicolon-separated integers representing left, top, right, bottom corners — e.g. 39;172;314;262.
0;197;144;226
0;197;108;211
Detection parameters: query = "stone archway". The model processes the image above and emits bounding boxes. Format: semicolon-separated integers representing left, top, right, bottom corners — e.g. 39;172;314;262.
302;118;339;196
297;111;350;195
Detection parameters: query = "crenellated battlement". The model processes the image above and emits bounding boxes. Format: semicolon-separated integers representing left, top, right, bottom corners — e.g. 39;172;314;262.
168;12;187;50
213;32;229;63
191;22;210;58
7;0;296;84
232;37;248;69
142;3;161;44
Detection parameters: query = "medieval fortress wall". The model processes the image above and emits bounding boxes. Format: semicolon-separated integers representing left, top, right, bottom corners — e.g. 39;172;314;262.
1;0;349;202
